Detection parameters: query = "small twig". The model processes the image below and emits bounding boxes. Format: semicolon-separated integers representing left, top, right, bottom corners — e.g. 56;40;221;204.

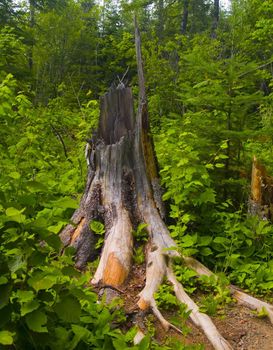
96;283;125;294
50;124;72;163
68;74;85;118
118;66;129;84
151;299;183;335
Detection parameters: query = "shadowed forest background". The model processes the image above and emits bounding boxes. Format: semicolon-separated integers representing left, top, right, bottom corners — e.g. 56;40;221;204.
1;0;273;348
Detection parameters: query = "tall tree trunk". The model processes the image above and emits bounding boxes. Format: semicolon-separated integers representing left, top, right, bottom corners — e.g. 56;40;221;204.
28;0;35;71
211;0;219;38
181;0;189;34
59;19;273;350
157;0;164;41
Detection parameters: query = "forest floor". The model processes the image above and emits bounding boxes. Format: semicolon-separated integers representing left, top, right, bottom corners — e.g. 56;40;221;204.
116;263;273;350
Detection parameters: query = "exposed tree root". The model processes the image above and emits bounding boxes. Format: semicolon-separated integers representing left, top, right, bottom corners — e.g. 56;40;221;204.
182;256;273;325
167;267;232;350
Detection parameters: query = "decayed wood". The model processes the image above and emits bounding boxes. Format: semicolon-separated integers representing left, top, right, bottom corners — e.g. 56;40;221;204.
59;20;273;350
248;155;273;220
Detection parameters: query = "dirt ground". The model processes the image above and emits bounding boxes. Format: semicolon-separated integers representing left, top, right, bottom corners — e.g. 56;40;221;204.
168;304;273;350
116;263;273;350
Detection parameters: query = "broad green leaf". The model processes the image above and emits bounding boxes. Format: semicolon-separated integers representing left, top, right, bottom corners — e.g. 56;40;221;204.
198;189;216;204
27;181;48;193
21;300;40;316
15;290;34;303
8;255;26;273
198;236;212;246
28;273;58;291
5;207;24;216
71;324;91;340
0;284;12;310
0;277;8;285
9;171;20;179
181;234;197;248
52;197;78;209
138;335;150;350
200;247;212;256
5;207;26;223
0;331;14;345
55;295;81;323
90;220;105;235
48;222;66;234
26;310;48;333
213;237;229;245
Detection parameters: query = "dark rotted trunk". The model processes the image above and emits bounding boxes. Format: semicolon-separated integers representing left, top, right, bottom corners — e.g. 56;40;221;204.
60;36;167;282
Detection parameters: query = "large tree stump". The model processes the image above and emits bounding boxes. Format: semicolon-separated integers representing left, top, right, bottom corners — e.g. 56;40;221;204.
59;21;273;350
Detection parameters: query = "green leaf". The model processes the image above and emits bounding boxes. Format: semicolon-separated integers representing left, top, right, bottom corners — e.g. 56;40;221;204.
15;290;34;303
205;163;214;169
90;220;105;235
0;284;12;310
27;181;48;193
28;273;58;291
215;163;225;168
25;310;48;333
53;197;78;209
198;189;216;204
71;324;91;341
200;247;212;256
48;222;66;234
21;300;40;316
5;207;24;216
181;234;197;248
0;277;8;285
0;331;14;345
198;236;212;246
55;295;81;323
138;335;150;350
5;207;26;223
213;236;229;245
9;171;20;179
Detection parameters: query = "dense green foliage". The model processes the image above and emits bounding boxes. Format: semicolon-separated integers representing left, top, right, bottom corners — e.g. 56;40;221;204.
1;0;273;348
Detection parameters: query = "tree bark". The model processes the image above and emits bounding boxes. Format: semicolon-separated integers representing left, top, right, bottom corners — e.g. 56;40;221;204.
181;0;189;35
211;0;219;38
248;156;273;220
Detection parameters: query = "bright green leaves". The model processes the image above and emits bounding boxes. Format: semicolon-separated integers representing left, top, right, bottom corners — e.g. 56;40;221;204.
5;207;26;223
28;269;62;292
90;220;105;249
90;220;105;235
0;331;14;345
55;295;81;323
14;290;34;303
21;300;40;317
26;310;48;333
